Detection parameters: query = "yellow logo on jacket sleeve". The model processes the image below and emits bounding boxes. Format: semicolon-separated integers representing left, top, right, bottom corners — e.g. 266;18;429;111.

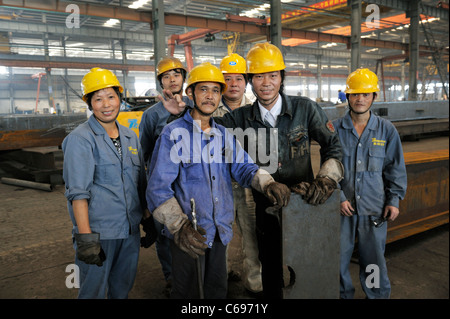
372;138;386;146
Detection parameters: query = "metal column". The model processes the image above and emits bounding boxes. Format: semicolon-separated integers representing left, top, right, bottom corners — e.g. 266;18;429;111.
152;0;166;92
407;0;419;101
317;55;322;101
270;0;282;49
349;0;361;72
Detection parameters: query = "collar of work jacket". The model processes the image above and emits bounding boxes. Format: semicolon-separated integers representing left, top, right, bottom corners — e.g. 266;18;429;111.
341;110;379;136
87;114;135;159
182;107;220;136
247;92;294;125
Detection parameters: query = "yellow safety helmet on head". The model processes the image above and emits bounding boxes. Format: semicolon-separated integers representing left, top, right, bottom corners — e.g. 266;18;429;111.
81;67;123;102
345;68;380;94
156;56;186;78
185;62;227;94
220;53;247;74
246;42;286;74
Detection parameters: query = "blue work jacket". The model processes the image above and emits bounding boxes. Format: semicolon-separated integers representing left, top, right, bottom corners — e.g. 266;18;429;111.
62;115;146;239
333;111;407;216
146;110;259;247
139;96;194;169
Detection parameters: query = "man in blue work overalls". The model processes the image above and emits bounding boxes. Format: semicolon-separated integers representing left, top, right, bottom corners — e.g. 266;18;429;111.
146;62;291;299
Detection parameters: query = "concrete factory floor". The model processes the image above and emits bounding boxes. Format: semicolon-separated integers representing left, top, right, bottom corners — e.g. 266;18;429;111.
0;137;448;302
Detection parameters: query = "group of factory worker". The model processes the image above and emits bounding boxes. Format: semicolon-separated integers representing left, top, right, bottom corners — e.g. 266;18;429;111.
62;41;407;299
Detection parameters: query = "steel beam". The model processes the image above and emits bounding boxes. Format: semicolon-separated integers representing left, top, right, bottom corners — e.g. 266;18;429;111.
152;0;166;91
350;0;362;71
1;1;444;54
368;0;449;20
408;0;420;101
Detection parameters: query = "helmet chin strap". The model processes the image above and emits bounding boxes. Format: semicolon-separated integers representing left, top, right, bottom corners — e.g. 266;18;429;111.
349;103;372;115
191;91;215;117
348;94;376;115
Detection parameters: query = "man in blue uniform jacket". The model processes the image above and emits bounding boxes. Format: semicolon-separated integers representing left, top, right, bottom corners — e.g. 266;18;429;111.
146;62;291;299
333;68;407;299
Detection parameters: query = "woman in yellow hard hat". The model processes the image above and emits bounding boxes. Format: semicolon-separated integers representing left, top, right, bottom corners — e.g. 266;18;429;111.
333;68;407;299
146;62;290;298
62;67;154;298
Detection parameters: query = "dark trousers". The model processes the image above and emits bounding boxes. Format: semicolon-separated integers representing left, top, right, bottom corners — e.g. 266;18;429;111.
170;235;228;299
253;191;284;299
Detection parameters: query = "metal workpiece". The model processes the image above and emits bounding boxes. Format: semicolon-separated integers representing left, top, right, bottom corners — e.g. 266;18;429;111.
282;191;341;299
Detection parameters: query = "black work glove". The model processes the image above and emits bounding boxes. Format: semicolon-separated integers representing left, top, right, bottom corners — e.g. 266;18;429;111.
174;220;208;259
140;215;157;248
303;177;337;205
74;232;106;267
264;182;291;207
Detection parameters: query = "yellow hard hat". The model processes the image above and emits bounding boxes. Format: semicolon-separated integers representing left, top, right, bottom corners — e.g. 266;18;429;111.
185;62;227;94
156;56;186;77
345;68;380;94
246;42;286;74
81;67;123;102
220;53;247;74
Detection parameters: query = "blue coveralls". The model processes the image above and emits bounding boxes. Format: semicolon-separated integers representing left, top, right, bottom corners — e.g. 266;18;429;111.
62;115;146;298
333;111;407;299
139;97;194;282
146;110;259;298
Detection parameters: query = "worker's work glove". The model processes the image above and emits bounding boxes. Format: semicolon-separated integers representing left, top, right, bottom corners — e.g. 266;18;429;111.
174;219;208;259
251;169;290;207
74;232;106;267
303;176;337;205
264;182;291;207
295;158;343;205
140;215;157;248
290;181;310;196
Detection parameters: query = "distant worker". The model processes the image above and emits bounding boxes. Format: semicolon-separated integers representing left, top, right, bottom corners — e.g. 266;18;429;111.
139;56;194;295
333;68;407;299
338;89;347;104
146;62;291;299
62;67;154;298
213;53;262;295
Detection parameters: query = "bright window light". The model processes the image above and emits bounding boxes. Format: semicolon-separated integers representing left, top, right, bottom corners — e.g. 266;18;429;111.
104;19;120;27
129;0;149;9
0;66;9;75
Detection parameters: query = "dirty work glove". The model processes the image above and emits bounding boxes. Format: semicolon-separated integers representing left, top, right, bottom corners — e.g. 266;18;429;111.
174;219;208;259
304;177;337;205
74;232;106;267
290;182;310;196
264;182;291;207
140;215;157;248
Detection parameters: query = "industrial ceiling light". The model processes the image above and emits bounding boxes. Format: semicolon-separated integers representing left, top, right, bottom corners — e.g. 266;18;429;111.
129;0;149;9
104;18;120;27
204;33;215;42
